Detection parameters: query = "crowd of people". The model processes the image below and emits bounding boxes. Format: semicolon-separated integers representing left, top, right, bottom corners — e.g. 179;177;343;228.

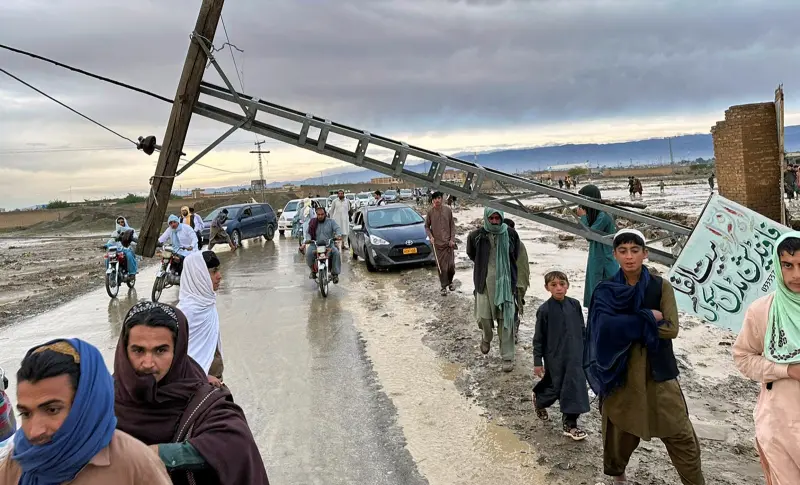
426;182;798;484
1;179;798;484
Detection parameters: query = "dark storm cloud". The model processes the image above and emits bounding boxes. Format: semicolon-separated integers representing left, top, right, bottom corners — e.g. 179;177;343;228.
2;0;799;148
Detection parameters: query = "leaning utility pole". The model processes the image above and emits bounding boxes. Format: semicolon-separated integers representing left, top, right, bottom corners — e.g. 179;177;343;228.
249;140;269;203
137;0;225;257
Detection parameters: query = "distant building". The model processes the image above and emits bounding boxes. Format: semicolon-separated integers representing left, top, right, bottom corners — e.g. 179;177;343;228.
442;169;466;184
251;179;267;191
371;176;402;185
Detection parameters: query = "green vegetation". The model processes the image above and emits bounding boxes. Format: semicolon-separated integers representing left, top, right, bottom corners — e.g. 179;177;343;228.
46;200;70;209
567;167;590;177
116;193;147;205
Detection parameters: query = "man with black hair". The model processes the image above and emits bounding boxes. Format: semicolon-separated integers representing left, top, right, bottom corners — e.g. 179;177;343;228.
585;229;704;485
372;190;387;206
114;302;270;485
425;191;457;295
209;208;237;252
0;339;171;484
304;206;343;283
734;231;800;483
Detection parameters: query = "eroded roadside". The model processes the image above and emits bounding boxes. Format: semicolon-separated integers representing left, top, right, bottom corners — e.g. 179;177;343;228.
363;205;765;485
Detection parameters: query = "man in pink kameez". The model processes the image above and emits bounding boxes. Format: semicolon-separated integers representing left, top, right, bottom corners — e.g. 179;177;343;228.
733;231;800;484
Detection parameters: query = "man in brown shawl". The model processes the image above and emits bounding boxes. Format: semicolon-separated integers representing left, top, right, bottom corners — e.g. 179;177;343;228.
425;191;457;296
113;301;270;485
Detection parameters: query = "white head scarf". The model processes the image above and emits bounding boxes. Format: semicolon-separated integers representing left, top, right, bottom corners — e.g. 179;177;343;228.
177;252;221;374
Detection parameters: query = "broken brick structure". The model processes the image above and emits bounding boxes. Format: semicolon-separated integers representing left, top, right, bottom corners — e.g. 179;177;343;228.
711;102;781;222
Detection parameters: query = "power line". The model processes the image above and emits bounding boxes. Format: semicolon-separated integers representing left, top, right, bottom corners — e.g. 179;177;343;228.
0;43;173;104
0;140;275;155
220;15;245;92
0;66;138;146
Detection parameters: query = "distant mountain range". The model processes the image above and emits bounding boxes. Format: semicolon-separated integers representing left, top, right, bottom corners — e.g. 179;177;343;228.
196;125;800;193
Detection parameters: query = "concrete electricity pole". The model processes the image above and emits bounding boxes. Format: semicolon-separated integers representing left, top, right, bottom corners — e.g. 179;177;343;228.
249;140;270;203
137;0;225;257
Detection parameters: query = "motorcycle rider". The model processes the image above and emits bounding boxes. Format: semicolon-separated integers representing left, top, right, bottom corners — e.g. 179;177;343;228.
303;206;342;284
157;214;197;275
108;216;138;276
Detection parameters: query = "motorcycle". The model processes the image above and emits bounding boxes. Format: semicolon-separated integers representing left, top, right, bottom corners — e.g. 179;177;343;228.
152;244;187;302
104;241;136;299
310;238;339;298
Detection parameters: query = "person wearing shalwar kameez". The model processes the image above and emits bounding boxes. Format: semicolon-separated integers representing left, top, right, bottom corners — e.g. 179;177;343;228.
329;190;352;250
577;184;619;308
533;271;590;440
585;229;704;485
504;218;530;343
734;231;800;485
425;191;457;296
467;208;520;372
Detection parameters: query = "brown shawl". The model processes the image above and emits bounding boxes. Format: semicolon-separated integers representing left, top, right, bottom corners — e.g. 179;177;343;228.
113;302;269;485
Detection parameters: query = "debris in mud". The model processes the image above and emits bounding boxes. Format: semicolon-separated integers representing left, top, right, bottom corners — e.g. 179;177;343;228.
557;234;575;241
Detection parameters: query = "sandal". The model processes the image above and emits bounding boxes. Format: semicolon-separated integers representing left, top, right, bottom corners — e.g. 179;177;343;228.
532;396;549;421
562;424;587;441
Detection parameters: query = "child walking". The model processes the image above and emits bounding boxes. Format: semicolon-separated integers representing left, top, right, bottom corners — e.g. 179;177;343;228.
533;271;590;440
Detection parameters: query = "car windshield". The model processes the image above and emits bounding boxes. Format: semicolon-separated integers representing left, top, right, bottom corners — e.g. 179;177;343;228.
385;190;397;196
367;207;424;228
205;207;240;221
400;190;412;195
283;200;300;212
357;193;370;199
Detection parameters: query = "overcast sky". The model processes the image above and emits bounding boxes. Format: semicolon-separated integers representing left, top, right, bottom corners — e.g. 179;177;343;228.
1;0;799;208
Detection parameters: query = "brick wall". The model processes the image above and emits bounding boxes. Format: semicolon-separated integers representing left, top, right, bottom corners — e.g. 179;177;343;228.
711;102;781;221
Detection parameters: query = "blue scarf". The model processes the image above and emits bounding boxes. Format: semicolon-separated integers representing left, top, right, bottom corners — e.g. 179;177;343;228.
167;214;182;248
13;339;117;485
583;267;660;398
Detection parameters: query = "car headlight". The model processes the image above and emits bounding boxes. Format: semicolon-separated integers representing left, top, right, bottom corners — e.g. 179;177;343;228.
369;234;390;246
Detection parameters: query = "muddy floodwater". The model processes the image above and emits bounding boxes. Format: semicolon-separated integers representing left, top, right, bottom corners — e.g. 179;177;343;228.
0;179;771;484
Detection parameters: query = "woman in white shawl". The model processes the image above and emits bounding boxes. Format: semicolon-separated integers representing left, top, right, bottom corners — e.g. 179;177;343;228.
178;251;225;387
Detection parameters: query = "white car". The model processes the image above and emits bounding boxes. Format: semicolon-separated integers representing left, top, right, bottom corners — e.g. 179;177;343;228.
355;192;372;208
278;199;302;235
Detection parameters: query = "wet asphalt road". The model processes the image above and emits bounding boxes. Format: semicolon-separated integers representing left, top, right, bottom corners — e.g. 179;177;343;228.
0;236;426;485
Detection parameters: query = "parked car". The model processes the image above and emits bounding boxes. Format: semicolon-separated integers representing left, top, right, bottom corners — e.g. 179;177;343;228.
202;203;278;247
383;189;398;203
355;192;372;208
348;204;434;271
277;199;302;236
399;189;413;200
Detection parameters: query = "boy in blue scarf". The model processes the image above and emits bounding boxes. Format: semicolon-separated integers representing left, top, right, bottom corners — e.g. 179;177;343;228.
0;339;171;484
585;229;704;484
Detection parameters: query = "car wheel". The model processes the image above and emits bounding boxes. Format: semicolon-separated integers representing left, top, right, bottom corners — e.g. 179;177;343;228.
264;224;276;241
232;230;242;248
365;246;377;272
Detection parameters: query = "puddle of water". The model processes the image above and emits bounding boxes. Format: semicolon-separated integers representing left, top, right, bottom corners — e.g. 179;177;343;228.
351;281;550;485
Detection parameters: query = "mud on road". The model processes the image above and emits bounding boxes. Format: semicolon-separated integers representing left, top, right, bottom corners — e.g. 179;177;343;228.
387;207;765;485
0;237;114;325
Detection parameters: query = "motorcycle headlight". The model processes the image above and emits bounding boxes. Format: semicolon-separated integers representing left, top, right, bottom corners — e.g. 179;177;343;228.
369;234;390;246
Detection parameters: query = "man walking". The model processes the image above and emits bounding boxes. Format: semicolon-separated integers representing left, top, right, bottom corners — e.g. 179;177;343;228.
467;208;521;372
1;339;171;484
208;208;237;252
329;190;352;250
585;229;704;484
425;191;457;296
